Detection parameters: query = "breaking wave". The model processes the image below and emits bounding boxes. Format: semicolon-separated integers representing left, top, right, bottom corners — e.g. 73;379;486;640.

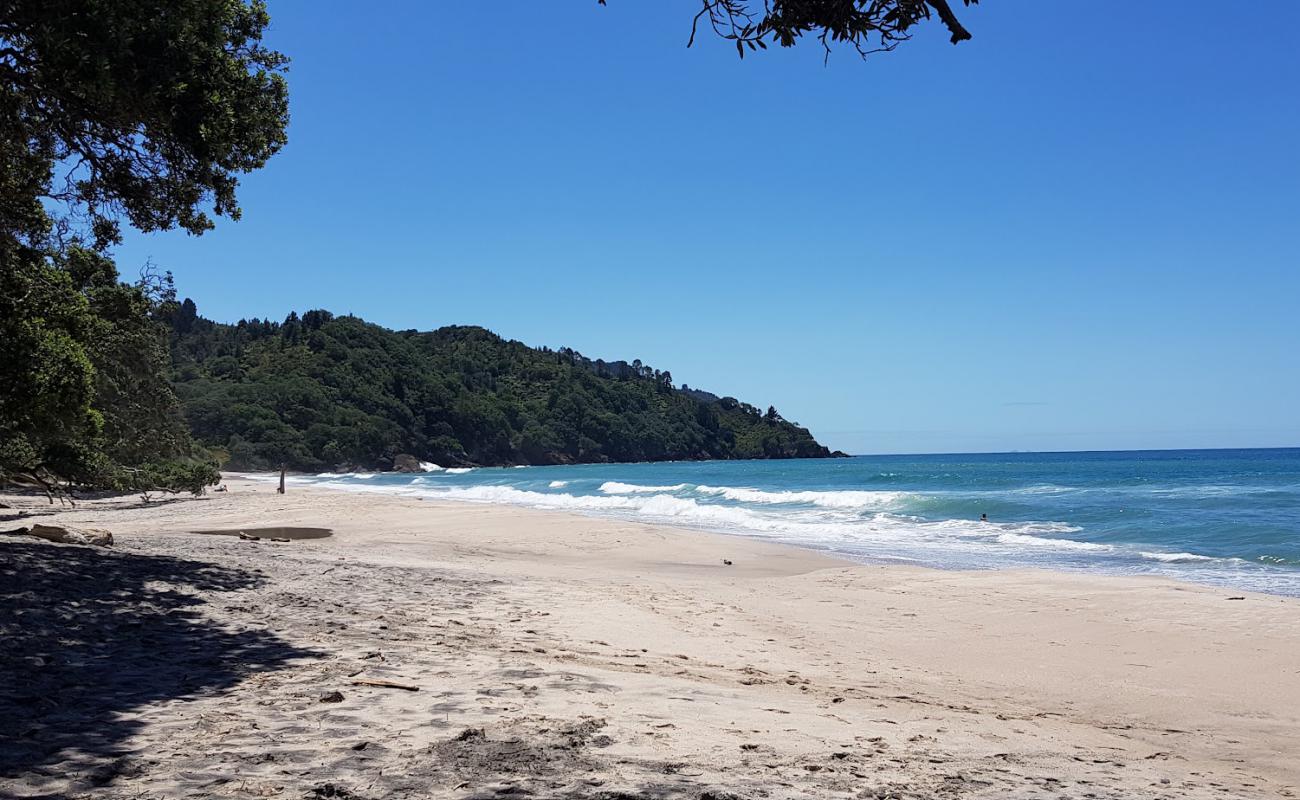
1139;551;1217;563
995;532;1110;552
695;485;907;509
600;481;689;494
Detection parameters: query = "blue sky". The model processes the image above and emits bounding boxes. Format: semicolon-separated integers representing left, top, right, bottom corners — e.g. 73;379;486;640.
116;2;1300;454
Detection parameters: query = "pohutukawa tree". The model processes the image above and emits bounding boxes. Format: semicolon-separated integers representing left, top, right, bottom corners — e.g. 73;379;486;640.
0;0;289;495
601;0;979;58
0;0;290;250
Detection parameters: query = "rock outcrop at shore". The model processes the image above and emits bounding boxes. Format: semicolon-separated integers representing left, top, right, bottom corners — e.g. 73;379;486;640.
391;454;422;473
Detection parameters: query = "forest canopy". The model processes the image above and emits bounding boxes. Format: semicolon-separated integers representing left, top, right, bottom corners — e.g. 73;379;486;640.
169;305;843;471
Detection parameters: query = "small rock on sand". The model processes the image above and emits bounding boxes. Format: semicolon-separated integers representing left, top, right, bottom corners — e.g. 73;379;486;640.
319;691;345;703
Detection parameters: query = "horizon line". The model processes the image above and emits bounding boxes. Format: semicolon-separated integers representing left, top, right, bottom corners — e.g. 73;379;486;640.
843;445;1300;458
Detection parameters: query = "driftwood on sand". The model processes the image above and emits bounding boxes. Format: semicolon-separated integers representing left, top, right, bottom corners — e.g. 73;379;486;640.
350;678;420;692
3;524;113;546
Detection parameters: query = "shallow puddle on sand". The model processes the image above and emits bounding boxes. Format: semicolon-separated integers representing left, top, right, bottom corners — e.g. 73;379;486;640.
189;526;333;540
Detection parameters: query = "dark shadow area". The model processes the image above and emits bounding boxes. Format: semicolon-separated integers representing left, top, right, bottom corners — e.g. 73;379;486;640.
189;526;332;540
0;490;204;525
0;540;317;789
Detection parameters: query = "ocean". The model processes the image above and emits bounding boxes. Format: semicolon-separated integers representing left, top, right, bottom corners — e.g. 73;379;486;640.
283;448;1300;596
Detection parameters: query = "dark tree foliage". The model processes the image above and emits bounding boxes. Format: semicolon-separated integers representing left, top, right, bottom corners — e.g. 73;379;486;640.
169;307;840;471
601;0;978;59
0;254;101;486
0;0;289;249
0;0;285;495
64;251;194;467
0;249;218;495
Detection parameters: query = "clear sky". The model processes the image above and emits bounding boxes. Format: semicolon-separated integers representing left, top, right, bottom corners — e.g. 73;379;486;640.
115;2;1300;455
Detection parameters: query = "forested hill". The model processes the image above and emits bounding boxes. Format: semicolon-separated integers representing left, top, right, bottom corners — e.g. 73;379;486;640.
166;302;844;471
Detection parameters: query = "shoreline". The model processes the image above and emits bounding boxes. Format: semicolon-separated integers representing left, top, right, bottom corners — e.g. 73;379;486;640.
2;475;1298;798
257;470;1300;599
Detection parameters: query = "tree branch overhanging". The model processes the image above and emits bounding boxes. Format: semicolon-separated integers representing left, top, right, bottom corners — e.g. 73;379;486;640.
599;0;979;59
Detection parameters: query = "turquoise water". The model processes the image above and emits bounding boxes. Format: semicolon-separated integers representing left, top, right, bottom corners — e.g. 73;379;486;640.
285;448;1300;596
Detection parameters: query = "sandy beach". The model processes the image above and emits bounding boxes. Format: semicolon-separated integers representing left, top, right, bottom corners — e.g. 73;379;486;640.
2;475;1297;800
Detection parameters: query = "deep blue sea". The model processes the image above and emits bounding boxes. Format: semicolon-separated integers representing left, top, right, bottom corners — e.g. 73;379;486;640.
283;448;1300;596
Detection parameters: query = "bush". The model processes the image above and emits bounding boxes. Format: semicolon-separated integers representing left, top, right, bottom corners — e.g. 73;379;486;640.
107;460;221;499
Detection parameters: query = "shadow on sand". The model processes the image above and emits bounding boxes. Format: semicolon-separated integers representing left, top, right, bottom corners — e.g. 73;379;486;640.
0;539;316;791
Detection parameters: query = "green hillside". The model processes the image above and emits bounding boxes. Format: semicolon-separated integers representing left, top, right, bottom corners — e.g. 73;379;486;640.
166;302;843;471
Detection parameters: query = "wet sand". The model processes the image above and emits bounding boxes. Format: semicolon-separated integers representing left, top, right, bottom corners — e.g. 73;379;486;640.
1;475;1297;799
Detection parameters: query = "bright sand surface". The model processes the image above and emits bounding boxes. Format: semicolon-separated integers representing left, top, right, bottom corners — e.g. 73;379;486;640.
1;475;1297;799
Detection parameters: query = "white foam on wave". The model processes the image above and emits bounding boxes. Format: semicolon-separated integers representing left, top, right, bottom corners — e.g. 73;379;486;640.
353;473;375;479
445;467;474;474
412;484;1057;556
1145;484;1244;498
600;481;689;494
1139;551;1216;563
311;473;1104;562
696;485;906;510
246;472;287;482
636;494;770;526
438;484;629;509
1012;484;1077;495
310;479;411;496
419;461;444;472
995;532;1110;552
414;485;781;531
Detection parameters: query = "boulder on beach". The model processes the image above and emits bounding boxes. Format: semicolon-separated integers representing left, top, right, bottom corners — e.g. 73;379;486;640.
392;453;422;473
26;523;114;547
